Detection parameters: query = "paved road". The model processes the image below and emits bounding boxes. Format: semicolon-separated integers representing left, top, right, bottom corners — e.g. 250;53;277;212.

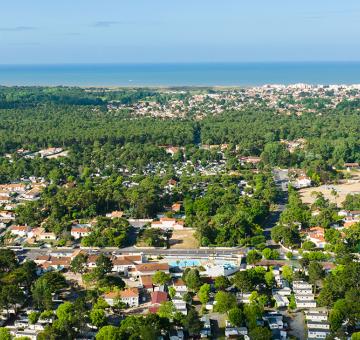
263;169;289;243
5;246;245;262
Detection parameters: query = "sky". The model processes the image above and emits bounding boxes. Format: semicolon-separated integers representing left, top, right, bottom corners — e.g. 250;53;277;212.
0;0;360;64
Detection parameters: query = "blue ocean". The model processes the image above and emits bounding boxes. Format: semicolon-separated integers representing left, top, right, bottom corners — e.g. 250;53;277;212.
0;62;360;86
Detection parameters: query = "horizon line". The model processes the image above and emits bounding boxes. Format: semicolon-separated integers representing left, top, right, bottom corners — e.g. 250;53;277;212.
1;60;360;66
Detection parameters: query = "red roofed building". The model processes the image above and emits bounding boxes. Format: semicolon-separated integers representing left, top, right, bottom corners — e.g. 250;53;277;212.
140;275;154;292
151;291;168;305
171;203;182;212
9;225;31;237
111;254;144;274
303;227;326;248
71;226;91;239
135;263;170;277
104;288;139;307
151;217;185;230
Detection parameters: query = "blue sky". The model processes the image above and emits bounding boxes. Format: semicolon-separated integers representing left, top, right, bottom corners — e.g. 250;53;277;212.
0;0;359;64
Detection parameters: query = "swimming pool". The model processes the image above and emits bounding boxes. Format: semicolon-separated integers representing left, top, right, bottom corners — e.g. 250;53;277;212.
169;259;201;268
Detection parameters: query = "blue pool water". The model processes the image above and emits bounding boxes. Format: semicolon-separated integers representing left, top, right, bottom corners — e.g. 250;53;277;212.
169;259;201;268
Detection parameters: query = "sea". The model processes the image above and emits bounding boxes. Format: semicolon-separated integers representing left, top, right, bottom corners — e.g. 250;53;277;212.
0;62;360;87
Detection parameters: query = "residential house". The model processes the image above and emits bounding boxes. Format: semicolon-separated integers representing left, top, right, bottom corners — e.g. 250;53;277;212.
204;263;239;277
303;227;326;248
171;203;182;212
104;288;140;307
135;263;169;277
273;293;289;307
22;187;41;200
151;291;168;306
172;278;187;295
151;217;185;230
140;275;154;292
172;297;187;315
272;287;292;296
307;321;330;330
38;231;57;241
263;313;284;330
293;281;313;290
292;176;312;189
106;210;124;219
307;329;330;339
9;225;31;237
295;298;317;308
87;254;99;269
112;254;144;275
304;310;328;322
0;195;11;204
344;162;359;171
71;225;91;239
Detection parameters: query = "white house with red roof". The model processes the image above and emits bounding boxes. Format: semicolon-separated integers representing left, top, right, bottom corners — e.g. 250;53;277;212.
104;288;139;307
71;225;91;239
303;227;326;248
9;225;31;237
151;217;185;230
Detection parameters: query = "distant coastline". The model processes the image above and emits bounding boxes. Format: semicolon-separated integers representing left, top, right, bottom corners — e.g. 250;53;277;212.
1;62;360;87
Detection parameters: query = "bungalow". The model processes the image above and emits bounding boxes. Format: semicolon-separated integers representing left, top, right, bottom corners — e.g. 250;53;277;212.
273;293;289;308
172;278;187;295
304;310;328;322
293;281;312;290
104;288;139;307
293;287;313;295
292;176;312;189
9;225;31;237
151;291;168;305
22;187;41;200
112;254;144;274
134;263;170;277
236;293;252;304
295;293;315;301
34;255;51;265
140;275;154;292
239;156;261;165
307;329;330;339
344;162;359;171
10;329;39;340
204;263;239;277
37;231;57;241
48;257;71;270
272;287;292;297
172;297;187;315
0;211;16;220
166;146;180;156
71;226;91;239
307;321;330;330
0;183;27;193
87;254;99;269
295;298;317;309
263;313;284;330
303;227;326;248
171;203;182;212
106;210;124;219
165;179;177;190
151;217;185;230
0;195;11;204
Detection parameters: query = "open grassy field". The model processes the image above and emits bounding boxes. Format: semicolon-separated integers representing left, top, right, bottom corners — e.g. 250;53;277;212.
299;170;360;207
169;229;199;249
